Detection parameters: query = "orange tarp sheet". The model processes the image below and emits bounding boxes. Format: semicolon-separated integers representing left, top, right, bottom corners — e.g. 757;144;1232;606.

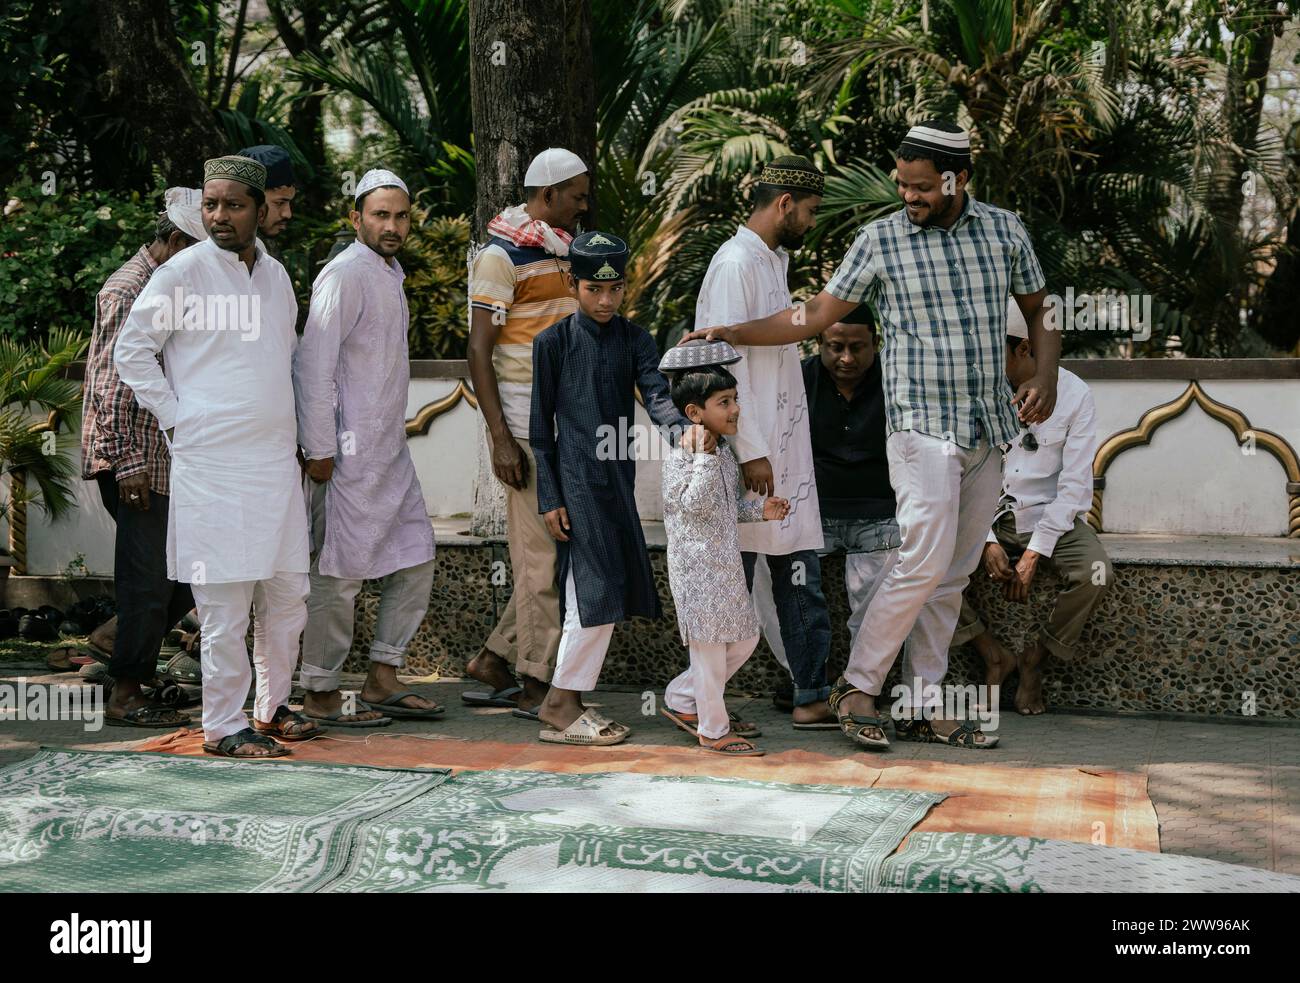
136;729;1159;852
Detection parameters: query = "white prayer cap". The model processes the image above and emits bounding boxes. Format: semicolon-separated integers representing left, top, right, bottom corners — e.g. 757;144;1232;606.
354;168;410;201
900;122;971;155
164;187;207;242
524;148;587;188
1007;297;1029;339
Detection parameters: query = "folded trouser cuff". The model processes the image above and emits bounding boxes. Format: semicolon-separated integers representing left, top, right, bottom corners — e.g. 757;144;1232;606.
369;639;406;668
515;653;555;685
1041;628;1076;662
482;631;513;660
794;684;831;707
949;615;986;649
298;661;344;693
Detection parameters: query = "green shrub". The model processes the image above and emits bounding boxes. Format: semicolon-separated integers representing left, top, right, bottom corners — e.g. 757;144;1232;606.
402;211;470;359
1;181;159;343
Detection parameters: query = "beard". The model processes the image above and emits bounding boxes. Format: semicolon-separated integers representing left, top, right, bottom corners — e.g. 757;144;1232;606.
362;229;404;256
776;218;808;250
910;193;959;228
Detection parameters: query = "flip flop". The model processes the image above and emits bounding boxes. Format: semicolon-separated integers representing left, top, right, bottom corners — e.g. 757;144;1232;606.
362;691;445;719
302;709;393;728
202;727;290;759
45;644;97;673
511;703;542;721
661;706;757;738
792;716;841;731
538;707;627;747
105;705;192;728
461;685;523;708
698;732;765;756
660;706;699;736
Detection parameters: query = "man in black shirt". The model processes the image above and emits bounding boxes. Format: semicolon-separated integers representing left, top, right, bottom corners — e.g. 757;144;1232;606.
802;306;902;675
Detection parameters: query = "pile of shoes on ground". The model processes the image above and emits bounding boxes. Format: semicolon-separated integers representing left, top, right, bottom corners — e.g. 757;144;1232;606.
0;596;116;642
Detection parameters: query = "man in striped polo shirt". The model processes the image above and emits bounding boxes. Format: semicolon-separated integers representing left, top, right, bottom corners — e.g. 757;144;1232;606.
687;121;1060;750
464;148;590;716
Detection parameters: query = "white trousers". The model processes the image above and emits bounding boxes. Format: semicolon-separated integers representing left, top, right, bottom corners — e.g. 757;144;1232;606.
845;432;1002;703
749;558;789;671
664;634;760;740
191;571;309;742
550;570;614;692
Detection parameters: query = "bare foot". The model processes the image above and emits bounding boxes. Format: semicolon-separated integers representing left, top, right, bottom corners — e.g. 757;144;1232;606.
537;691;621;738
836;690;885;743
302;689;386;723
88;615;116;657
791;699;833;725
1015;642;1047;715
972;631;1017;688
465;648;518;693
106;678;151;716
518;675;548;711
362;665;440;712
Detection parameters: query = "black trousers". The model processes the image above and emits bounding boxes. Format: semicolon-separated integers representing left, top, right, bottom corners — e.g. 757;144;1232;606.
96;474;195;682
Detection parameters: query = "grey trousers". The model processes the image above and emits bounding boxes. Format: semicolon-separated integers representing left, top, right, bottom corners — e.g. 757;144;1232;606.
300;484;436;693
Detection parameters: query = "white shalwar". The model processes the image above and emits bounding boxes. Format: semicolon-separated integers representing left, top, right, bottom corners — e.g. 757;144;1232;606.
115;236;310;742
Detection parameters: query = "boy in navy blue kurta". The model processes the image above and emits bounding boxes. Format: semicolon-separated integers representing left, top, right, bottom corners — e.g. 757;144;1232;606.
530;231;694;745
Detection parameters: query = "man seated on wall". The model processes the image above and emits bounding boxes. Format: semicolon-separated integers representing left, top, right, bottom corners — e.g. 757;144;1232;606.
950;299;1113;715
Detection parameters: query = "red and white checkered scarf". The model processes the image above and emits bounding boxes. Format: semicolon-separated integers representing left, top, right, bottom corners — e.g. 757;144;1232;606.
486;204;573;256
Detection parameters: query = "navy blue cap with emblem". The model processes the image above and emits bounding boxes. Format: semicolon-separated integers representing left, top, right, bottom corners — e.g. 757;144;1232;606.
569;231;629;282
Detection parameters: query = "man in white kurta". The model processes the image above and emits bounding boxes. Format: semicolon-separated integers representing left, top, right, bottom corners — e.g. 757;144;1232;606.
693;157;832;725
293;169;439;725
115;155;311;757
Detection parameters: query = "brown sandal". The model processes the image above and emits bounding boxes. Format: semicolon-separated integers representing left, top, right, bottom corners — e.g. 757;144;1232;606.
252;705;323;742
662;706;760;738
698;731;765;756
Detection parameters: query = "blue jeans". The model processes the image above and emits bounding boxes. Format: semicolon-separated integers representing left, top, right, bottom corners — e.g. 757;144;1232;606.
742;549;832;707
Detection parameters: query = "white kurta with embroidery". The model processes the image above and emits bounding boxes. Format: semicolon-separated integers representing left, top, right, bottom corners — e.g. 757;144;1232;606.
694;224;823;555
114;237;309;584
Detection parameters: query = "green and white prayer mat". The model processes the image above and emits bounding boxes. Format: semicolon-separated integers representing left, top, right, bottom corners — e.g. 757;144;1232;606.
878;833;1300;893
0;749;450;892
324;769;944;892
7;751;1293;893
0;750;941;893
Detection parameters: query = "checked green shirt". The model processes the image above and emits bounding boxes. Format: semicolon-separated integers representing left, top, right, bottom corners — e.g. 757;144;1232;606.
825;193;1045;449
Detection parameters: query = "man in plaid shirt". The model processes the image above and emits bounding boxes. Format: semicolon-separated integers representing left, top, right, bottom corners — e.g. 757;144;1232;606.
81;191;205;727
686;121;1060;751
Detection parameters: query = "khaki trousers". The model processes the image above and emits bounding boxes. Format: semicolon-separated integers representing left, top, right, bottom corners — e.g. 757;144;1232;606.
481;440;562;682
952;513;1113;660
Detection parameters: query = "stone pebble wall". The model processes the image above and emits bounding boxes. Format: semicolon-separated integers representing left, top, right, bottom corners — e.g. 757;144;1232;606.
342;542;1299;719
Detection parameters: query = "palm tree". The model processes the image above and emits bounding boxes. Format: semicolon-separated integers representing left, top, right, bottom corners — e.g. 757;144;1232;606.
0;327;88;524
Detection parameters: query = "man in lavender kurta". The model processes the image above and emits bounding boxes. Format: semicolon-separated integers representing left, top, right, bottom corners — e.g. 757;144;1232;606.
292;168;440;726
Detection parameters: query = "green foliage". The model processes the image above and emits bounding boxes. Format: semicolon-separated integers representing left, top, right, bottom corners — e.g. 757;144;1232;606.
0;182;159;343
402;211;471;359
0;325;87;522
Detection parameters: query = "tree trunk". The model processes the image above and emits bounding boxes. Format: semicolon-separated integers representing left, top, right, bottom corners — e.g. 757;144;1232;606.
95;0;226;185
468;0;597;240
467;0;595;536
1187;0;1279;355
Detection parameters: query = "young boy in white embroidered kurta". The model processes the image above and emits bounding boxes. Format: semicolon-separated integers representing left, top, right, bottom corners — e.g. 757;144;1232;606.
660;344;789;756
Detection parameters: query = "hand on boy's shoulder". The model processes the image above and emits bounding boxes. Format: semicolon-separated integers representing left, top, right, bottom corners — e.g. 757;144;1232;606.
682;424;717;454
